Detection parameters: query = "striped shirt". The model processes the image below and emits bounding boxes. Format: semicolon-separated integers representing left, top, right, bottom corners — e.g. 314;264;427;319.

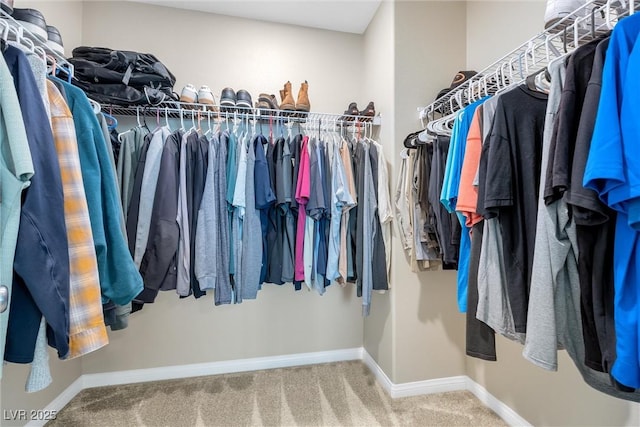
47;80;108;358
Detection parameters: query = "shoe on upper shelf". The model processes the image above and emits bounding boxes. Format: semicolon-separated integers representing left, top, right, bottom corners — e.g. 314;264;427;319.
180;84;198;106
236;89;253;109
46;25;64;56
1;0;13;14
543;0;586;30
359;102;375;118
296;80;310;112
220;87;236;108
197;85;217;111
11;8;48;42
257;93;279;111
341;102;359;121
280;81;295;111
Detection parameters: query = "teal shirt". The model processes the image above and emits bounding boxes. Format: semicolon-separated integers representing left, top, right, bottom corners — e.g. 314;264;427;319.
0;55;34;379
51;77;143;306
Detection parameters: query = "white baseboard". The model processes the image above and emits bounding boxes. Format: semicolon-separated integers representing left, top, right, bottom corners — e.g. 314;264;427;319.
466;377;532;427
82;347;364;389
33;346;528;427
362;350;394;394
362;349;467;398
362;350;530;426
24;377;83;427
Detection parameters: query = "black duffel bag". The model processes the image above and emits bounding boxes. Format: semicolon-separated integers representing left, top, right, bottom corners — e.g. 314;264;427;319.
69;46;178;106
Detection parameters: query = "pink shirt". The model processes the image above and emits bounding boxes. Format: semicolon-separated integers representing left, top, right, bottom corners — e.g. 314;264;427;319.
294;136;311;281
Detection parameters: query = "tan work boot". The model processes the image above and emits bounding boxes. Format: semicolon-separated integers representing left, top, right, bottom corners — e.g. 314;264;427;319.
296;80;310;112
280;81;295;111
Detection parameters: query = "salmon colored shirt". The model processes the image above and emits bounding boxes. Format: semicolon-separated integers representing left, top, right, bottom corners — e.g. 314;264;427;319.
456;107;484;228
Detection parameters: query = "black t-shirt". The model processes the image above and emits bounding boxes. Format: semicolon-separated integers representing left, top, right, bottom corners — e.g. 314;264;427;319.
565;37;611;222
484;85;548;333
544;37;603;205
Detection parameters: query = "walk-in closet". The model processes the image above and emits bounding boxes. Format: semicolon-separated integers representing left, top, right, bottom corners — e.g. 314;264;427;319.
1;0;640;426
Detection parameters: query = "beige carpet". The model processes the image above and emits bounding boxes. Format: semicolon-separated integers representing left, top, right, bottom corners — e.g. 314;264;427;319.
48;361;506;427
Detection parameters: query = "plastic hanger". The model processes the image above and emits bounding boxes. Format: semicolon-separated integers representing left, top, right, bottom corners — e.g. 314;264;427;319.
189;109;198;133
88;98;101;114
179;107;186;131
162;107;170;130
103;111;118;131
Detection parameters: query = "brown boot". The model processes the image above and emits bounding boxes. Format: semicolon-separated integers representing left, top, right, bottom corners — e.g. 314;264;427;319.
280;81;295;111
296;80;310;112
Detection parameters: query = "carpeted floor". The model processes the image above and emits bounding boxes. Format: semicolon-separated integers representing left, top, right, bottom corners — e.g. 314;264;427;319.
48;361;507;426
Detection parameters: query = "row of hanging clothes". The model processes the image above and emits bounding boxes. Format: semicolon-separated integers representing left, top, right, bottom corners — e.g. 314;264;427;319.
112;109;392;317
0;19;140;393
404;8;640;402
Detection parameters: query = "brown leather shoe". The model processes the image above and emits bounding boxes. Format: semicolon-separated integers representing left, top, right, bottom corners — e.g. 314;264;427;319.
280;81;295;111
258;93;279;110
295;80;310;112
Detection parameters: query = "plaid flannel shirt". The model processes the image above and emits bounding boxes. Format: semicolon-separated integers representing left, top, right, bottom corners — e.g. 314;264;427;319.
47;80;108;358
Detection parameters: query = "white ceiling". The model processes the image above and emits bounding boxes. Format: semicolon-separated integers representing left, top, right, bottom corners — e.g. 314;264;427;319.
128;0;382;34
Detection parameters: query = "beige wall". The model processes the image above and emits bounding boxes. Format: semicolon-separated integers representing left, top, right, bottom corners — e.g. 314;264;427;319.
467;338;640;426
76;0;366;374
362;0;396;381
392;0;468;384
81;1;363;114
466;0;546;70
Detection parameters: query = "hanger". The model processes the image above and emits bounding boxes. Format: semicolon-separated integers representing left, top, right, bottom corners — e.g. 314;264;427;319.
606;0;615;30
204;111;212;137
179;107;186;131
88;98;101;114
103;111;118;131
232;111;241;136
189;109;197;133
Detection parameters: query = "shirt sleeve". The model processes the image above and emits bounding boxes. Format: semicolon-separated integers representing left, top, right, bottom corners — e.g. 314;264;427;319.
483;98;514;212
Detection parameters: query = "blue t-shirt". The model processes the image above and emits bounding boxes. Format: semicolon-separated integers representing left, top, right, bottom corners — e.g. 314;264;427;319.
584;13;640;389
440;97;486;313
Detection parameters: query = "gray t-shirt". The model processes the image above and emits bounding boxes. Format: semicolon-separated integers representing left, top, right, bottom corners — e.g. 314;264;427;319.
522;58;640;402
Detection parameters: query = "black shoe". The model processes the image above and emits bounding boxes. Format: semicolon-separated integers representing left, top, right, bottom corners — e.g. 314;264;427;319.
12;8;48;42
359;102;375;117
236;89;253;109
220;87;236;108
1;0;14;15
46;25;64;56
342;102;359;121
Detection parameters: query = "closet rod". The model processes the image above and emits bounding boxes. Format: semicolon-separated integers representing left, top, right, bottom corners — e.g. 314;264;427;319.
101;102;382;126
419;0;634;122
0;9;74;78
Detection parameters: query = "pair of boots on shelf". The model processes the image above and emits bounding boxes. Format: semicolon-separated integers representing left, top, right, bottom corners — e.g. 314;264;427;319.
342;101;375;120
257;81;310;112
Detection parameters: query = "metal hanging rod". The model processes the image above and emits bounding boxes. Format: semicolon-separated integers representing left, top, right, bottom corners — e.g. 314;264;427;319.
101;101;382;126
419;0;635;124
0;9;74;78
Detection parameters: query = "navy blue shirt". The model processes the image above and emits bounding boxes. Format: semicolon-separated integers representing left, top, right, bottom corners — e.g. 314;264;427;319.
254;135;275;284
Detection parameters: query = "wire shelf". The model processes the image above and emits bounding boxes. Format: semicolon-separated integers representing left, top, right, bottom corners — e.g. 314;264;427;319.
419;0;636;123
101;101;382;126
